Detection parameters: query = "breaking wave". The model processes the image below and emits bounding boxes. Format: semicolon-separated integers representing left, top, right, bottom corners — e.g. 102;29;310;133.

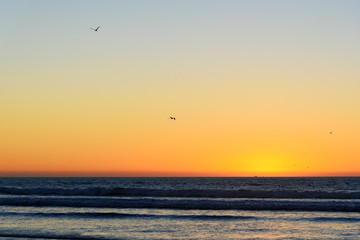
1;186;360;199
1;195;360;212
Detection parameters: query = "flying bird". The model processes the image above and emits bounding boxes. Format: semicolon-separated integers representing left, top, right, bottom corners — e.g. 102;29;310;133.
330;131;333;134
90;26;100;31
169;116;176;120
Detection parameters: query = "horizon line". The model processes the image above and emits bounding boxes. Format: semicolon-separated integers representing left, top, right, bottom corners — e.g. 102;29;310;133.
1;171;359;178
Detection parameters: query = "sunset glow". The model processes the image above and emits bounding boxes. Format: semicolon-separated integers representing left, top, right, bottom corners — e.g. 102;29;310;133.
1;1;360;177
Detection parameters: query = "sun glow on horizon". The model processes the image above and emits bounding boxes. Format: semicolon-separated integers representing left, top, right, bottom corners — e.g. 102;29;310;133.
237;153;298;176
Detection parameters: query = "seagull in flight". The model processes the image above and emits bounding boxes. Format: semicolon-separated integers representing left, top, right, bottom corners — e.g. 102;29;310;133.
169;116;176;120
90;26;100;31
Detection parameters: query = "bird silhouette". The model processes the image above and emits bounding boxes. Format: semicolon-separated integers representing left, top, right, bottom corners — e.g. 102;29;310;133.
169;116;176;120
90;26;100;31
330;131;333;134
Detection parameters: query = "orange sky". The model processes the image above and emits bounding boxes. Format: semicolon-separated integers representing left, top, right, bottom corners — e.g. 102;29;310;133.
1;1;360;177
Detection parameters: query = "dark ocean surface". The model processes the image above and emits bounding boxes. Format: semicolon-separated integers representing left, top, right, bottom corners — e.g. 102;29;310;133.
0;177;359;239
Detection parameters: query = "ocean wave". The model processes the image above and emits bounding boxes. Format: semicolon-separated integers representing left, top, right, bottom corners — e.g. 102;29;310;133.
0;232;115;240
0;210;258;221
1;186;360;199
307;217;360;222
1;196;360;212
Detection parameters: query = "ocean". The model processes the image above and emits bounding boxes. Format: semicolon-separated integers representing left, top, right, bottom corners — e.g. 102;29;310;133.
0;177;359;239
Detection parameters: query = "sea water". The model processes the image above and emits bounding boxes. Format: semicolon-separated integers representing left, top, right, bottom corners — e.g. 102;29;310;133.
0;177;359;239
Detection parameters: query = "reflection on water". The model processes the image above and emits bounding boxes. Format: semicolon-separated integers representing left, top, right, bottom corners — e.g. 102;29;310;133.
1;207;360;239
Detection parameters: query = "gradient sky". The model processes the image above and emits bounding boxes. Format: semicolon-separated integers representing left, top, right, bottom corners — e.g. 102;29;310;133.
1;0;360;177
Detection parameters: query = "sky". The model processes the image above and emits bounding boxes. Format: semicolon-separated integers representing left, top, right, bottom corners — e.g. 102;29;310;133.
1;0;360;177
